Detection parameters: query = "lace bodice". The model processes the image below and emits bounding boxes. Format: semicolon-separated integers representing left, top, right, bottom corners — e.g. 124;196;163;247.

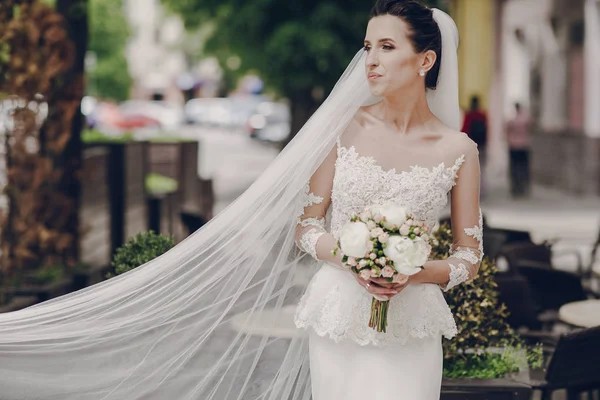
330;144;464;239
293;110;483;346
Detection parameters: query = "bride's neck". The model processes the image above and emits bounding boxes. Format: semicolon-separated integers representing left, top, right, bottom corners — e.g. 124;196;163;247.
377;88;434;135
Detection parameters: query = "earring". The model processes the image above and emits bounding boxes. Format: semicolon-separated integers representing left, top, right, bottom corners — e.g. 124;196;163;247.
419;69;426;77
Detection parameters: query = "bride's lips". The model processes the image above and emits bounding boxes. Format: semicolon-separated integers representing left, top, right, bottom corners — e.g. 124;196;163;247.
368;72;382;81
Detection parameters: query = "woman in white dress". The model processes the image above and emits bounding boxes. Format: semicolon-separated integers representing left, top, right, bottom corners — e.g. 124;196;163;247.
0;1;480;399
295;1;482;398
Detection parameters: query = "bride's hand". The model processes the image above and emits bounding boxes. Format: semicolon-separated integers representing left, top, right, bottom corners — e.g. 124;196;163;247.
353;274;408;300
370;274;409;289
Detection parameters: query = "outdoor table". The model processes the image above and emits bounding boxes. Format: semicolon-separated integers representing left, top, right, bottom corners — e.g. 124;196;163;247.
558;299;600;328
593;263;600;277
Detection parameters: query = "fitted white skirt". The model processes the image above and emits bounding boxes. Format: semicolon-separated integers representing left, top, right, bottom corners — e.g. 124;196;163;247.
309;331;443;400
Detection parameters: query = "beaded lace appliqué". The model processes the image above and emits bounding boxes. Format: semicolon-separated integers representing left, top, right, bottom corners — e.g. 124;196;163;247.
444;262;471;291
450;247;480;264
299;229;326;260
296;185;326;259
464;208;484;261
302;184;324;208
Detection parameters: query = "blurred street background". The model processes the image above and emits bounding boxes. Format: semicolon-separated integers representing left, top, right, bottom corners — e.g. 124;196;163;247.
1;0;600;397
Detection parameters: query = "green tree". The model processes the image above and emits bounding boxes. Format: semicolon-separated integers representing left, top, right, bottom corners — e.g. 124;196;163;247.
88;0;132;101
162;0;443;140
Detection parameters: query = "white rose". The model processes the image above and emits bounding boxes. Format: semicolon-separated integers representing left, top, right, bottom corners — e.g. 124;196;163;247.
370;268;381;278
359;259;369;268
359;269;371;280
370;227;384;238
339;221;371;258
399;224;410;236
382;265;395;278
379;203;408;230
383;236;430;276
366;220;376;230
359;211;372;223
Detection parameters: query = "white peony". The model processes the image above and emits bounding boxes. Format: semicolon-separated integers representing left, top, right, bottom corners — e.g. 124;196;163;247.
383;236;430;276
339;221;371;257
379;203;408;230
369;204;383;217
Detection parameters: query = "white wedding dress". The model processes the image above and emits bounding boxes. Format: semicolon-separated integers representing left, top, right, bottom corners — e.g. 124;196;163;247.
294;110;483;400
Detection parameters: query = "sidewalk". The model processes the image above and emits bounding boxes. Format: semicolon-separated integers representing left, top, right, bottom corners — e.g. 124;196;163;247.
482;185;600;242
481;185;600;272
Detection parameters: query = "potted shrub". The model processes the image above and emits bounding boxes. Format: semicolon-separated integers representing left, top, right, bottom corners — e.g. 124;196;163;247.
106;231;175;279
432;223;544;399
7;264;73;304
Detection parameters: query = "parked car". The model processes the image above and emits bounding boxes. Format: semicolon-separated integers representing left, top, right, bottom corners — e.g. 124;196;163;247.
184;98;234;127
246;101;291;143
119;100;184;131
91;101;160;135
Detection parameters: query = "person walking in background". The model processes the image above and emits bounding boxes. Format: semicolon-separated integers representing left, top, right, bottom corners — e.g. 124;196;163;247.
461;94;488;196
505;102;532;198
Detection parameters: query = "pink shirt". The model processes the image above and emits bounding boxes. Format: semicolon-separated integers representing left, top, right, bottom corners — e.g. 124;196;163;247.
506;112;532;149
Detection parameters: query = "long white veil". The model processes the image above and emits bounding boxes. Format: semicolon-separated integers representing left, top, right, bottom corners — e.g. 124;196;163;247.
0;8;458;399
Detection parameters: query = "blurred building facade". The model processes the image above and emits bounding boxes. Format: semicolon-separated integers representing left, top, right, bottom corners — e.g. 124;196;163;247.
123;0;222;103
450;0;600;196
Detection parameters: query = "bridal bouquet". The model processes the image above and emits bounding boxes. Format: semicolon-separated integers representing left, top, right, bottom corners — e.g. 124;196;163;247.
333;203;433;333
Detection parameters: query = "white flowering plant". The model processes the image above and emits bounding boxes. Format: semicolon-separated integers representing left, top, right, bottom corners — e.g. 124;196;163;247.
333;203;434;333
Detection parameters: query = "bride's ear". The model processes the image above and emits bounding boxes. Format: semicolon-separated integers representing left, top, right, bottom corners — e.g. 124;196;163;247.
420;50;437;73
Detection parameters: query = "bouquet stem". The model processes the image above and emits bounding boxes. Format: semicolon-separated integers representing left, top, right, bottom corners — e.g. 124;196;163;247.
368;298;389;333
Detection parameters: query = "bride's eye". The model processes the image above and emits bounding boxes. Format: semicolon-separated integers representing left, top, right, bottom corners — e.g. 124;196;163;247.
363;45;371;52
382;45;394;50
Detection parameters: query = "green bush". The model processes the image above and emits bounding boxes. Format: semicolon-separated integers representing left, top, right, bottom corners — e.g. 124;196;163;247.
106;231;175;279
432;222;544;378
145;173;178;195
82;129;134;144
28;264;65;284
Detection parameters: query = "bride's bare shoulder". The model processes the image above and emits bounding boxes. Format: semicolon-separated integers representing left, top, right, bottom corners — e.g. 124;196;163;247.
436;125;479;157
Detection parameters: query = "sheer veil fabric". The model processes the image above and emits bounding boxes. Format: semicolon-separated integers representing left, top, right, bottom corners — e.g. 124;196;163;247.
0;9;459;399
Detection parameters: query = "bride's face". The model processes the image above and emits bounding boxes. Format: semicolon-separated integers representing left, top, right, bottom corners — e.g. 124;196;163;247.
364;15;424;97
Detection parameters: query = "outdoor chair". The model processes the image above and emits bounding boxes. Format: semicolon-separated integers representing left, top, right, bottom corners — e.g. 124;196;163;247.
531;325;600;400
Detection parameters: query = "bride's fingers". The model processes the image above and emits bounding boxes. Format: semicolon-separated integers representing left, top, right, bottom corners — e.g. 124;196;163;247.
365;283;398;296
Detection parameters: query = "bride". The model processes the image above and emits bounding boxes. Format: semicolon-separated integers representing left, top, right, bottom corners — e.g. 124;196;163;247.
0;0;481;399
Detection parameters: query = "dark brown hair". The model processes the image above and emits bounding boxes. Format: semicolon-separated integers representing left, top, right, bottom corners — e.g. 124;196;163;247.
370;0;442;90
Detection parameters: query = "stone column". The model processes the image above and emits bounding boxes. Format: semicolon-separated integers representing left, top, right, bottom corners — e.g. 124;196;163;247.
450;0;494;111
584;0;600;138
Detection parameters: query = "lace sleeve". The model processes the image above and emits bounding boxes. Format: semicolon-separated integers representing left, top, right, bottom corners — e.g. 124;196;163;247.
442;140;483;291
294;145;336;260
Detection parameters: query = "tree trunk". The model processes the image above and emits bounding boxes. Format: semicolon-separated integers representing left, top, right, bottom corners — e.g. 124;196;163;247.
55;0;88;263
282;90;318;150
